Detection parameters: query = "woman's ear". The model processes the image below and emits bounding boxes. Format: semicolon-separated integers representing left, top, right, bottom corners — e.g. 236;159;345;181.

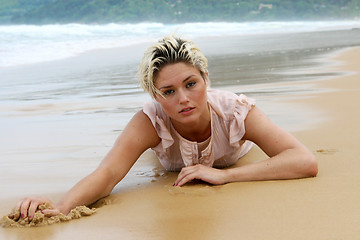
204;72;210;86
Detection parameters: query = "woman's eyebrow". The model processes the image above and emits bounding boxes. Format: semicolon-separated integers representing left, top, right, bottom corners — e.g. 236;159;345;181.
183;75;196;82
159;75;196;90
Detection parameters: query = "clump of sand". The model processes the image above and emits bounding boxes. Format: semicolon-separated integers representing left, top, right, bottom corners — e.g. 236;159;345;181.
0;203;96;228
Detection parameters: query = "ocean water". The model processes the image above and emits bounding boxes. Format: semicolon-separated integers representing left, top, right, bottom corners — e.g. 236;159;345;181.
1;21;359;68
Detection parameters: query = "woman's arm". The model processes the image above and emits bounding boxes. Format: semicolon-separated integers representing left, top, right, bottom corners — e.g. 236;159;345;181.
224;106;318;182
17;110;160;220
174;106;317;186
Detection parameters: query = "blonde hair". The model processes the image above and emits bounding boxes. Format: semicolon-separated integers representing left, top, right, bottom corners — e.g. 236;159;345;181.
138;35;208;98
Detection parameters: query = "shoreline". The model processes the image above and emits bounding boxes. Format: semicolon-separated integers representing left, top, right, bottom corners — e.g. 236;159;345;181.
1;47;360;238
2;28;360;75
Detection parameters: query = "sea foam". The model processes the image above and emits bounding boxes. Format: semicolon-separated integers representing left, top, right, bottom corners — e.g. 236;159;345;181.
0;21;359;68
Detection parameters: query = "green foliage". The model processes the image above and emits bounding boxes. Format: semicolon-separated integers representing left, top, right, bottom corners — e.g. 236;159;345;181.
0;0;56;22
0;0;359;24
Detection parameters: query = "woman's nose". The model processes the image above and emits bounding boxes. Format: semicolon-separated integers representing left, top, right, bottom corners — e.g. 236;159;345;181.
178;89;189;104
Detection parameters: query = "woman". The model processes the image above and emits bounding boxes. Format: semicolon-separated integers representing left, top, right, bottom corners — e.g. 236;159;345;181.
15;35;317;221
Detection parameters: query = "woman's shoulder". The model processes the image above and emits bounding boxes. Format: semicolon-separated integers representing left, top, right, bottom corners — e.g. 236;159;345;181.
207;88;255;120
143;100;167;122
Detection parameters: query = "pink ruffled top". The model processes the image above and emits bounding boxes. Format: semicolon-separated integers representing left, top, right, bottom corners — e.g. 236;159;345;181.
142;88;256;171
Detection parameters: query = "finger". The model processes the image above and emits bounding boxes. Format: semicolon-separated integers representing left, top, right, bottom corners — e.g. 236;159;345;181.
15;199;24;217
176;172;199;187
8;210;17;220
28;201;40;221
41;208;60;217
20;199;31;219
10;201;23;220
177;168;203;187
176;165;206;184
174;166;196;186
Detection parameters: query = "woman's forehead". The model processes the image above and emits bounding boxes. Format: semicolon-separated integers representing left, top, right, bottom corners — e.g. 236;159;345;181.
156;63;200;84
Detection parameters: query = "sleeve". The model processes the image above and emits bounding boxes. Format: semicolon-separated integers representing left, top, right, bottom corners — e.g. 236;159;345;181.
142;101;174;153
229;94;256;147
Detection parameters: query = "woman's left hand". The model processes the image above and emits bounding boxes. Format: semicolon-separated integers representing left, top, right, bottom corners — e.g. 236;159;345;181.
174;164;228;187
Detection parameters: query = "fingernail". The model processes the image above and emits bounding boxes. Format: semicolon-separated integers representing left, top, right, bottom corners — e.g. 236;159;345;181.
29;216;32;220
41;210;44;214
21;214;24;219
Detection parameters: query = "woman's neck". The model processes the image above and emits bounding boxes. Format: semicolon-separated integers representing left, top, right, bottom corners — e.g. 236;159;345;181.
177;120;211;142
171;106;211;142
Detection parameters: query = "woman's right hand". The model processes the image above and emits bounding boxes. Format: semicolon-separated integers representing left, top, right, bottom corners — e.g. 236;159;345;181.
10;197;60;221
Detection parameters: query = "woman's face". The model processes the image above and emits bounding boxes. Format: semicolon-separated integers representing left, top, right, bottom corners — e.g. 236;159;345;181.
154;62;209;127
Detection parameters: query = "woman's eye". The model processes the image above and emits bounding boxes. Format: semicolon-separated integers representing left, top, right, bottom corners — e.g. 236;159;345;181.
163;89;174;95
186;81;196;88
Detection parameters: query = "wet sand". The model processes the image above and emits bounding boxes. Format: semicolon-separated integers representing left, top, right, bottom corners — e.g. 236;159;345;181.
1;44;360;239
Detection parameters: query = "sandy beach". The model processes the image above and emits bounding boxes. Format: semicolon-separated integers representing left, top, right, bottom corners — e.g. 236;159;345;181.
1;42;360;239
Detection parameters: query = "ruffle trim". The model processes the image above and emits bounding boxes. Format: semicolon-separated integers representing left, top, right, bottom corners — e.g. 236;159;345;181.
228;94;256;147
142;101;174;153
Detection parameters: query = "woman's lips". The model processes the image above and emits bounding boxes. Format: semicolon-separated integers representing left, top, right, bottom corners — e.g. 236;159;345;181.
179;107;195;113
